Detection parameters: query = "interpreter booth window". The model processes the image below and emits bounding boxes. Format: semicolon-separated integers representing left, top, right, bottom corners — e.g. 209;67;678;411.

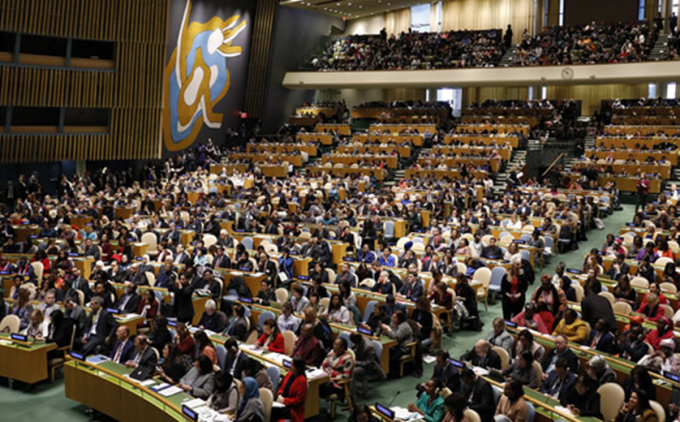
411;4;431;33
437;88;462;117
667;83;677;100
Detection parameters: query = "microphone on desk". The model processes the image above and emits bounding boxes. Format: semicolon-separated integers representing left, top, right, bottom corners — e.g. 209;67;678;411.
387;391;401;408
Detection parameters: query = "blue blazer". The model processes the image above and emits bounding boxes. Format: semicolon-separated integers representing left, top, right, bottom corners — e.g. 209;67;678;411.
110;339;135;364
540;370;575;401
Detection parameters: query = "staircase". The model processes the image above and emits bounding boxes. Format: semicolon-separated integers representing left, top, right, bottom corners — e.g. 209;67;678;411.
493;150;527;195
649;34;671;61
499;45;519;67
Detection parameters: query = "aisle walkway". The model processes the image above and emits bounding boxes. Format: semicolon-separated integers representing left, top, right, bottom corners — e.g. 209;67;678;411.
0;206;635;422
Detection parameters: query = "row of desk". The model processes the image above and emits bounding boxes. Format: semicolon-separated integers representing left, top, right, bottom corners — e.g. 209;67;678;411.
246;144;318;156
442;135;519;147
561;173;662;193
337;144;412;158
570;161;672;179
586;149;679;165
416;156;502;173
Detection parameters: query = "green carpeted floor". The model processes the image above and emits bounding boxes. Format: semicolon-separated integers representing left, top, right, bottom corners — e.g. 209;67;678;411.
0;205;635;421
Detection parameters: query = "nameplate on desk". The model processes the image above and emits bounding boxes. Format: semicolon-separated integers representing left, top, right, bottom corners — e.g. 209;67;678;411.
240;297;253;304
375;403;395;420
182;405;199;421
289;251;299;255
69;253;80;257
566;268;581;274
86;223;93;226
106;308;121;315
21;221;29;225
357;327;372;336
70;352;86;361
664;371;680;382
30;235;38;239
0;271;8;275
136;257;143;261
190;242;197;246
167;320;177;327
297;275;310;281
10;333;28;342
513;240;526;244
236;229;246;233
504;320;518;328
448;358;465;369
238;267;251;272
536;227;544;231
343;257;355;262
626;223;636;227
282;359;292;368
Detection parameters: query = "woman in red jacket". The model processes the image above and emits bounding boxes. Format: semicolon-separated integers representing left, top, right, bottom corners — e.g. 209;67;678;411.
137;289;159;328
271;357;308;422
256;319;285;354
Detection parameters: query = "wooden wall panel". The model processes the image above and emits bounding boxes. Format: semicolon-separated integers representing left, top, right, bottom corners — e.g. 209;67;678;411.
244;0;278;118
0;0;169;163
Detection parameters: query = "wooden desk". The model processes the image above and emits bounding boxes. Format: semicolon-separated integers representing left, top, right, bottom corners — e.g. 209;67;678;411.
369;124;437;134
230;153;303;167
404;168;490;180
432;145;512;160
209;163;249;175
316;124;351;135
571;160;672;179
323;154;399;169
295;106;337;117
603;125;680;136
416;156;502;173
296;133;333;145
306;166;386;180
12;224;40;243
442;135;519;147
455;123;529;135
561;173;662;193
353;134;424;147
246;143;318;157
586;149;679;165
461;115;540;127
0;333;56;384
594;137;680;149
337;144;412;158
65;360;191;422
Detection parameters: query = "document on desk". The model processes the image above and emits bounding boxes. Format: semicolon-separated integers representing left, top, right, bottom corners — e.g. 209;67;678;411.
86;355;110;365
184;398;207;409
272;402;285;408
554;406;574;417
139;379;157;387
150;382;170;392
392;407;422;422
305;368;327;380
159;386;183;397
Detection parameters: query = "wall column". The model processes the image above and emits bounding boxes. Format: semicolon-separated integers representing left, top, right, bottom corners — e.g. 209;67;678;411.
244;0;279;118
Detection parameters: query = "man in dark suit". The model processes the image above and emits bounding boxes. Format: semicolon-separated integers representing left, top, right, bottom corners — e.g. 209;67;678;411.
293;323;323;366
581;287;617;332
588;318;616;354
305;237;332;267
541;334;579;373
108;260;129;284
460;340;501;370
174;244;192;266
257;253;277;285
163;223;182;246
194;269;222;302
64;298;88;337
115;283;141;313
539;358;575;401
480;237;503;260
128;264;150;286
226;304;249;341
69;267;92;302
264;218;279;235
349;331;386;401
224;339;249;379
82;238;101;261
125;334;158;371
430;350;462;393
461;367;495;422
80;296;118;355
212;246;231;269
110;326;135;364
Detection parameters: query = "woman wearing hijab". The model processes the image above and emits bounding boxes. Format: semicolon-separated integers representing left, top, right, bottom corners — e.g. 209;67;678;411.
237;377;266;422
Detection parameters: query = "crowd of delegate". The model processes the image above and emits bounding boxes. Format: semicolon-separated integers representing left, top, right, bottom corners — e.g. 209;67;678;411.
309;18;680;72
310;29;506;71
0;99;677;422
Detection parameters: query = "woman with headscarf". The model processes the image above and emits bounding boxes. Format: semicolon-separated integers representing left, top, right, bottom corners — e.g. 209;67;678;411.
236;377;266;422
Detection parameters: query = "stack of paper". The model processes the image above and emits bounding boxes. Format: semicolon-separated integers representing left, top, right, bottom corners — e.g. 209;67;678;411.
393;407;422;422
158;386;183;397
